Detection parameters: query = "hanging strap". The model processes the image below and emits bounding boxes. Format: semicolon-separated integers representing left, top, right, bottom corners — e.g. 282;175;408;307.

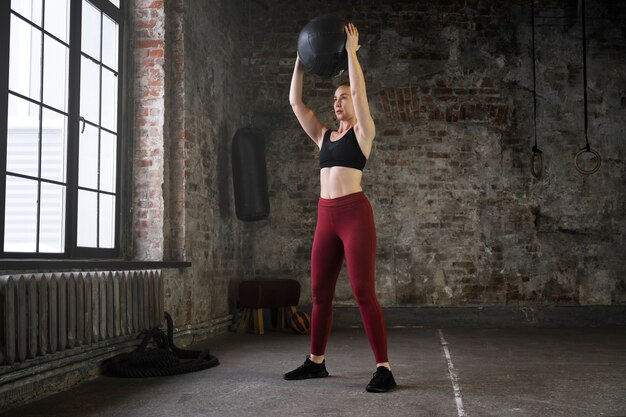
531;0;539;153
574;0;602;175
581;0;589;151
530;0;543;178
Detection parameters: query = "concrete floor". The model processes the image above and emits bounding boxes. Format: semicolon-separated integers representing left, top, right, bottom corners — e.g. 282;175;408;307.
2;327;625;417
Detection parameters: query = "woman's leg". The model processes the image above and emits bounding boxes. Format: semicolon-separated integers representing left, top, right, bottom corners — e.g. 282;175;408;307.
310;204;344;357
338;197;388;364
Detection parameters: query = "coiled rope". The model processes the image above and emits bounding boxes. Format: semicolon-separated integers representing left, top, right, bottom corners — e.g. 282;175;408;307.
103;312;219;377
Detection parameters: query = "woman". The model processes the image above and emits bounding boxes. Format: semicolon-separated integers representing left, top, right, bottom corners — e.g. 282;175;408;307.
283;23;396;393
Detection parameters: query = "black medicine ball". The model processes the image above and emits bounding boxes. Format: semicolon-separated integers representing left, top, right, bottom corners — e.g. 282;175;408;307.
297;15;348;78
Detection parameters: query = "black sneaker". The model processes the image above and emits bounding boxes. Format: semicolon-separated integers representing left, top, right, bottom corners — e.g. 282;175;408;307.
366;366;397;393
283;357;329;380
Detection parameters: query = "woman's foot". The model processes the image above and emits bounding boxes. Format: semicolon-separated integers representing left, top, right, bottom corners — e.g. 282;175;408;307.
283;357;329;380
366;366;397;392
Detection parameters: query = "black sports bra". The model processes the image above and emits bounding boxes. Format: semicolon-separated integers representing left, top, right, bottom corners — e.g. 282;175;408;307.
319;127;367;171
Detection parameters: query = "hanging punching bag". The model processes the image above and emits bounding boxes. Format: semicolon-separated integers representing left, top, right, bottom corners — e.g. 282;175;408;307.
231;127;270;221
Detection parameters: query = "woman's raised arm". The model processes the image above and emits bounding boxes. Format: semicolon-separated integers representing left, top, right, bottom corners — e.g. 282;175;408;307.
345;24;375;143
289;55;326;147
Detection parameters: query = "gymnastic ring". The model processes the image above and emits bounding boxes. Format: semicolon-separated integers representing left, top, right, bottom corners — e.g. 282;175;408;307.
530;150;543;178
573;147;601;175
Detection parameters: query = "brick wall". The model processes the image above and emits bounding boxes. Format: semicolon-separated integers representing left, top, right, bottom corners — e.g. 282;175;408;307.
131;0;624;328
240;0;626;307
133;0;248;326
172;0;247;322
0;1;619;406
133;0;166;261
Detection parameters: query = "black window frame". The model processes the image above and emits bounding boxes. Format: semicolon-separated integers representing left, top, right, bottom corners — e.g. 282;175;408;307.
0;0;129;260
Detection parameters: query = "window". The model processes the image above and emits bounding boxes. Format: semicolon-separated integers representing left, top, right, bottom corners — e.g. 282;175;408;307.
0;0;124;258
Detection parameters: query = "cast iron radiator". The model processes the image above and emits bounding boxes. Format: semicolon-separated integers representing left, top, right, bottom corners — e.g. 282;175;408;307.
0;270;163;365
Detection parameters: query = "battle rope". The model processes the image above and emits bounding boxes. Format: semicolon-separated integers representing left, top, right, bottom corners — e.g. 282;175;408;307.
530;0;543;178
573;0;601;175
103;312;219;378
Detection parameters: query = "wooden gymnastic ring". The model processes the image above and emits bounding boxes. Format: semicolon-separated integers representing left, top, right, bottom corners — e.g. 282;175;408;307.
531;151;543;178
573;148;601;175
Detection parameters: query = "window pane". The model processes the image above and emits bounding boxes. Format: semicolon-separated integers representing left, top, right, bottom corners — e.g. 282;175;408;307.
43;35;69;111
77;190;97;247
80;56;100;124
109;0;120;8
4;176;38;252
78;124;99;189
100;131;117;193
41;108;68;182
44;0;70;43
9;16;42;101
101;68;117;131
102;15;118;69
11;0;43;26
81;1;101;60
39;182;66;253
99;194;115;248
7;94;40;177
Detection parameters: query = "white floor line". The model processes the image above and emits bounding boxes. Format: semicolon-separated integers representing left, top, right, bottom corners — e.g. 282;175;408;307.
438;329;467;417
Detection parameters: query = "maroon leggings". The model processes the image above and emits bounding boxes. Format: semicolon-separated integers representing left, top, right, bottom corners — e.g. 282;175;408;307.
310;192;388;363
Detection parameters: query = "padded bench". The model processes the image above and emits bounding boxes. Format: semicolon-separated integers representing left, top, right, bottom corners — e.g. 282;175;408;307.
237;279;300;335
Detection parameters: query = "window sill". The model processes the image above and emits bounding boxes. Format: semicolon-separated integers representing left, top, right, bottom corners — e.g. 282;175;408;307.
0;259;191;272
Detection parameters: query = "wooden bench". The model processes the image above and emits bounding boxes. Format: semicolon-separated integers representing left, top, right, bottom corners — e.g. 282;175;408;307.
237;279;300;335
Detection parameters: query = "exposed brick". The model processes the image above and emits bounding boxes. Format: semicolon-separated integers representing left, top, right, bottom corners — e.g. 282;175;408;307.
124;0;626;327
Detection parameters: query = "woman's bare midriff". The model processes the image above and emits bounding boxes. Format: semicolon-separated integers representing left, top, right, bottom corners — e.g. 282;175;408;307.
320;166;363;199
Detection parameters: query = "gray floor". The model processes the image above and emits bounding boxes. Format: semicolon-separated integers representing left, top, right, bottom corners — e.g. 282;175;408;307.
2;327;625;417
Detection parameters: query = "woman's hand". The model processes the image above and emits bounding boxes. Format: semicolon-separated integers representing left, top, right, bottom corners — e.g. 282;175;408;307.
345;23;360;53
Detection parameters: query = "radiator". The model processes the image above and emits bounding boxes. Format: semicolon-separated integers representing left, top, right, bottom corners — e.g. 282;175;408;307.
0;270;162;366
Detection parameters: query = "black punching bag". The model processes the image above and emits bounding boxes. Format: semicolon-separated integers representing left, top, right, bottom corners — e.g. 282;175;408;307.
231;127;270;221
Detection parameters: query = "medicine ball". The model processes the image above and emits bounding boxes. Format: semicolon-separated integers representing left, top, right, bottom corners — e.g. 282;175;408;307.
289;310;311;335
297;15;348;78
